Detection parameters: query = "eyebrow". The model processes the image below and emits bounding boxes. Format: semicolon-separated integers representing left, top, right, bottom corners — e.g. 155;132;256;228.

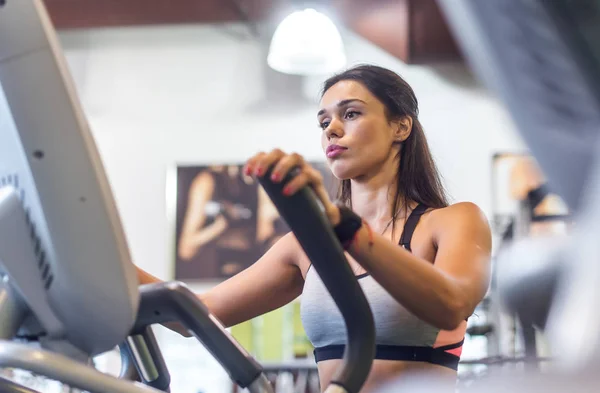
317;98;366;117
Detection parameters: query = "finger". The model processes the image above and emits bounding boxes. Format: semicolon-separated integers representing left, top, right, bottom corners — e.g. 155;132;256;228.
282;164;323;196
282;171;311;196
270;153;305;183
244;152;266;175
253;149;286;177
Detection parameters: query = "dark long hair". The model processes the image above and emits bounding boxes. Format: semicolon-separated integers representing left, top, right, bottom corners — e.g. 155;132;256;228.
322;64;449;232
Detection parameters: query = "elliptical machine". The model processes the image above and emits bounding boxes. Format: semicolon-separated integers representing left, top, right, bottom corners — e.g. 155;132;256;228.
0;1;376;392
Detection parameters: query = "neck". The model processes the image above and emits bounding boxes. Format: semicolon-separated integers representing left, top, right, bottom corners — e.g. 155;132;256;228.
349;155;405;230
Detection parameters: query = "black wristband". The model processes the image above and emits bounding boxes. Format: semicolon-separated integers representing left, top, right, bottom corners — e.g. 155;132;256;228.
333;206;363;248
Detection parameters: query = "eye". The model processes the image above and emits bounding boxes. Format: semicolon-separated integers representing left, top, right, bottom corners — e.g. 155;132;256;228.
319;120;330;130
344;110;360;120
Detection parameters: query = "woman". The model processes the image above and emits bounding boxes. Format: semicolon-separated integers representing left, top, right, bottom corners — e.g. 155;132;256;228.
138;64;492;392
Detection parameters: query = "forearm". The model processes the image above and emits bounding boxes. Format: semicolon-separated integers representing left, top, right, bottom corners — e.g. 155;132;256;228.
179;218;227;259
190;220;227;246
348;225;466;330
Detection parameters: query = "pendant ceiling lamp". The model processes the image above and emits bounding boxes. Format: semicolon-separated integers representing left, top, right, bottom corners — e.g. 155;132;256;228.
267;7;346;76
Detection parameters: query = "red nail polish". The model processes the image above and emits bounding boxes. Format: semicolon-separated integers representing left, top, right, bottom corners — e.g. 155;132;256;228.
271;173;280;181
256;167;264;176
244;166;251;175
283;186;292;196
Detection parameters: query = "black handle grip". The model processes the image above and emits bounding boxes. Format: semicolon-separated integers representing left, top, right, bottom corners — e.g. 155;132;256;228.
257;167;375;393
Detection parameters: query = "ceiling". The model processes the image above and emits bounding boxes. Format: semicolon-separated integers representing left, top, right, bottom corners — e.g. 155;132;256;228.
42;0;277;28
42;0;462;64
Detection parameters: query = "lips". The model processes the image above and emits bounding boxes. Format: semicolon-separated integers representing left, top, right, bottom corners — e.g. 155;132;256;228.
326;144;347;158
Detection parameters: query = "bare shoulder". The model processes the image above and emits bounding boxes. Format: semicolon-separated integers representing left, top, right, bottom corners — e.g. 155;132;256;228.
428;202;491;241
431;202;488;222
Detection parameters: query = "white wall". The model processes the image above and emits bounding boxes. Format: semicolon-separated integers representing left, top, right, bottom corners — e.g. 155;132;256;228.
56;22;526;393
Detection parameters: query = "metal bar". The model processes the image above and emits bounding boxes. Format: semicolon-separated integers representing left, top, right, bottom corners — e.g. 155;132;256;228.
0;375;43;393
247;374;273;393
0;341;161;393
0;275;28;339
124;327;170;392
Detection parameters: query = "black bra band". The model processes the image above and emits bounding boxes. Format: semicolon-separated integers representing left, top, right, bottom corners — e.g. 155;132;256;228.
313;344;461;371
399;203;429;252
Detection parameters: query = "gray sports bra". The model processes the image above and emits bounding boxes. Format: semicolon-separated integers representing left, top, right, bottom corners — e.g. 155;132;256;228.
300;204;464;370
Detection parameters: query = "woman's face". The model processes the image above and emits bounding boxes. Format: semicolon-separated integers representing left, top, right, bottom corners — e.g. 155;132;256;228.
318;80;408;180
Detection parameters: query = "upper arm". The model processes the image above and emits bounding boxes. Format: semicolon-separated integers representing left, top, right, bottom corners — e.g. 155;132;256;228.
432;202;492;313
200;232;304;328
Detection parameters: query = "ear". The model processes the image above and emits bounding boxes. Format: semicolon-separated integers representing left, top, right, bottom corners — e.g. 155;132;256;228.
392;116;413;143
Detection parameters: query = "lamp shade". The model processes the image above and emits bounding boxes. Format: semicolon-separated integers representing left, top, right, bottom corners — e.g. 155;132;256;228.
267;8;346;75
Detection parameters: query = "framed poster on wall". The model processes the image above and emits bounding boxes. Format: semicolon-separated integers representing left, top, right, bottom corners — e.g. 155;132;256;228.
169;162;334;282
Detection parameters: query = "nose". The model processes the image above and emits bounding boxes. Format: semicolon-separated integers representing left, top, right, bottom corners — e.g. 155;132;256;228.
325;118;344;140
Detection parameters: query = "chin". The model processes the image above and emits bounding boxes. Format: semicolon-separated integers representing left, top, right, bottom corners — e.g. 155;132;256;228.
329;160;358;180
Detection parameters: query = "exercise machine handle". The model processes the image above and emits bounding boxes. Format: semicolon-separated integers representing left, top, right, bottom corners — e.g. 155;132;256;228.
131;282;273;393
258;168;375;393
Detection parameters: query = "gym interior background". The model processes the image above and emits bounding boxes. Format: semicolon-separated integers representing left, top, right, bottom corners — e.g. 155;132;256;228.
16;0;544;392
